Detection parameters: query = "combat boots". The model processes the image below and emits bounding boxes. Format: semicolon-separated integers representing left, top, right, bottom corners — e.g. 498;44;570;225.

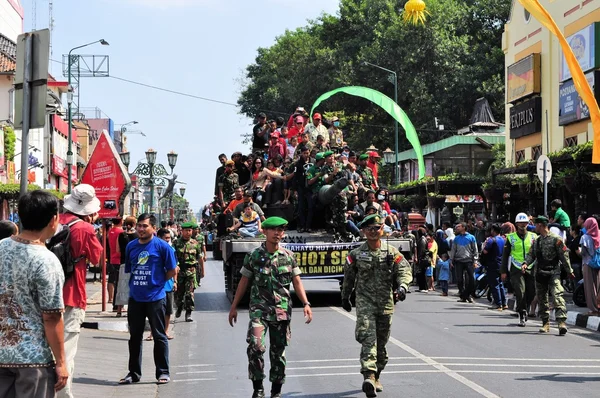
175;305;183;318
375;370;383;392
558;321;568;336
362;373;377;397
539;322;550;333
251;381;265;398
271;381;282;398
185;310;193;322
518;311;526;327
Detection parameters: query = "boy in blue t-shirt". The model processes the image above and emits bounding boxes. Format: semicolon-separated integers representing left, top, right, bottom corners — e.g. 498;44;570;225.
437;253;451;296
120;214;177;385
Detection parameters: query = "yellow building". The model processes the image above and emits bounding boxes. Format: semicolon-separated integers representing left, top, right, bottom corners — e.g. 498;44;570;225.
503;0;600;165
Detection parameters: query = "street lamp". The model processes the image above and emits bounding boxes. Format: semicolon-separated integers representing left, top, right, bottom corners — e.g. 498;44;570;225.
167;151;178;172
119;151;131;168
145;149;157;164
67;39;110;193
363;60;399;184
132;149;178;216
382;147;394;165
180;187;186;197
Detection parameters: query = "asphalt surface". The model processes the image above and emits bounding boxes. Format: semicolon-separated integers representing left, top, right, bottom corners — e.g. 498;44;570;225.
73;258;600;397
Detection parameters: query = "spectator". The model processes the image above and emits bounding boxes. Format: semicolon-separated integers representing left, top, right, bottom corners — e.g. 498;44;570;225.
0;219;18;239
59;184;103;398
108;217;124;311
0;191;68;396
252;113;268;153
305;113;329;144
328;116;344;148
550;199;571;233
481;224;507;310
580;218;600;316
450;222;478;303
437;253;451;296
569;225;583;282
227;203;263;237
120;213;177;385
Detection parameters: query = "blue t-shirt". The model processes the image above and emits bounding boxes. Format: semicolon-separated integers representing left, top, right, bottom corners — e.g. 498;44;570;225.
164;245;176;293
437;259;450;281
125;236;177;302
483;236;505;270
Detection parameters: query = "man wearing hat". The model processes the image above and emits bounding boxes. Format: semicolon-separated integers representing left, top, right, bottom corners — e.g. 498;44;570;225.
522;216;574;335
305;112;329;145
305;153;327;232
322;150;351;239
328;116;344;148
357;154;378;192
191;225;207;287
367;151;381;185
286;115;306;140
172;222;203;322
268;131;287;161
218;160;239;206
58;184;103;398
342;214;412;397
228;217;313;398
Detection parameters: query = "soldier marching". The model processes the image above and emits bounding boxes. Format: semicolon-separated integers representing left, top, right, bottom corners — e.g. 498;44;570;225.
173;222;203;322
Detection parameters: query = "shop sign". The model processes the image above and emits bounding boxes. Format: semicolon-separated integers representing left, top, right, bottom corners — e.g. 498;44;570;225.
559;71;599;125
507;53;541;103
509;97;542;139
560;23;600;82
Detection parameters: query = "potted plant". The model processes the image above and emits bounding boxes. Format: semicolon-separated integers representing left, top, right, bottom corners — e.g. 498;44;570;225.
481;182;505;203
409;194;427;210
427;192;447;208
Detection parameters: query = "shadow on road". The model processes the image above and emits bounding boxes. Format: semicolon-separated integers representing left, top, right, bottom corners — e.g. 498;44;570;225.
72;377;119;387
193;290;342;312
285;390;363;397
517;374;600;383
92;335;128;342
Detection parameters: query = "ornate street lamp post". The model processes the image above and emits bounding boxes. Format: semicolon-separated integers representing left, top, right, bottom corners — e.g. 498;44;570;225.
130;149;178;216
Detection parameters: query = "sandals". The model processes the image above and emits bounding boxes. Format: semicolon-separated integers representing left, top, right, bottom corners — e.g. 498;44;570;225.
119;374;140;385
157;374;170;384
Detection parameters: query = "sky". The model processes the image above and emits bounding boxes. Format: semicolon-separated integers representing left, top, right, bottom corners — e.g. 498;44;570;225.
22;0;340;213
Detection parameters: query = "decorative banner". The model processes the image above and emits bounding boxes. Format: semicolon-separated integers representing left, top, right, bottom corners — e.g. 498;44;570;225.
310;86;426;178
559;71;597;126
507;53;541;103
80;131;131;219
518;0;600;164
283;242;361;277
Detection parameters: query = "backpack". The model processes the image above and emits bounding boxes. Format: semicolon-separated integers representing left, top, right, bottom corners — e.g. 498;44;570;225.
589;247;600;270
47;219;83;279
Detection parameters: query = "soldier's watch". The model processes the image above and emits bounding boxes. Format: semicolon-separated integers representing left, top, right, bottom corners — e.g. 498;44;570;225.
303;302;311;307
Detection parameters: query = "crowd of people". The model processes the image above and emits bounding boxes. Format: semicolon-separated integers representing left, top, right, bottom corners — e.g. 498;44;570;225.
209;107;400;240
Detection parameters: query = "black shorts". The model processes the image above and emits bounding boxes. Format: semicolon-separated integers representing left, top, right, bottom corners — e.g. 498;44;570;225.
108;264;121;284
165;291;174;316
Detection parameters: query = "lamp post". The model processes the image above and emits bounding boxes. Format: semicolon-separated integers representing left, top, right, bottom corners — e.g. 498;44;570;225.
130;149;178;217
363;61;399;184
67;39;109;193
117;120;138;152
382;147;396;184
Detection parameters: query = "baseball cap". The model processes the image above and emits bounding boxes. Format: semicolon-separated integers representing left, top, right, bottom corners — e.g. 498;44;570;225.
313;113;322;120
369;151;381;158
295;116;304;123
258;112;266;118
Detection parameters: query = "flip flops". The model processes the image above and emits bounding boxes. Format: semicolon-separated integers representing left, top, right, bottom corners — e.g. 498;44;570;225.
157;374;170;384
118;374;140;385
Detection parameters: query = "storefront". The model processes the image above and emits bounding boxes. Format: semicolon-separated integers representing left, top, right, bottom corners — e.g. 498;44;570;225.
50;114;77;192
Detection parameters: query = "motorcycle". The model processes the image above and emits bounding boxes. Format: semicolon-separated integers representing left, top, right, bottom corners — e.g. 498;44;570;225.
573;279;586;308
473;264;490;299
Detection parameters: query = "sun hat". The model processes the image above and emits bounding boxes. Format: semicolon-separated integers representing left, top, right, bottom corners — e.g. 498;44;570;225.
63;184;101;216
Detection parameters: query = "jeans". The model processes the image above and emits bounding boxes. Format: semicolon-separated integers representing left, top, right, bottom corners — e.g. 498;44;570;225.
347;220;360;236
487;268;506;306
439;280;448;294
455;261;475;300
127;297;169;380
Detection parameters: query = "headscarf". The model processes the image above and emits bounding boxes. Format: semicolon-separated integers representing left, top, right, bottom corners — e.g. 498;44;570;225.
445;228;455;242
584;217;600;249
501;222;516;235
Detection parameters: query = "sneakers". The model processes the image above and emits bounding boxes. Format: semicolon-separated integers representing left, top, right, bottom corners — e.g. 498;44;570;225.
518;311;526;327
467;297;474;303
251;389;265;398
558;322;568;336
362;374;377;397
185;310;193;322
375;370;383;392
539;322;550;333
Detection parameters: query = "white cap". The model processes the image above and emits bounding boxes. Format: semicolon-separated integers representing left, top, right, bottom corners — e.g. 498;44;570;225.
515;213;529;223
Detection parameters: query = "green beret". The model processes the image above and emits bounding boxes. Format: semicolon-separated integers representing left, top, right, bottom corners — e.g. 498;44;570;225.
359;214;383;228
262;216;288;229
324;150;334;157
534;216;549;224
315;152;325;161
359;154;369;160
181;222;194;229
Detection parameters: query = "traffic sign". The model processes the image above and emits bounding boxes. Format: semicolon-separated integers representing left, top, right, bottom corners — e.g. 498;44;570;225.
536;155;552;183
81;131;131;218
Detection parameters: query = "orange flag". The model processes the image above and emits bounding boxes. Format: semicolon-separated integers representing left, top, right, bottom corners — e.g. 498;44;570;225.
518;0;600;163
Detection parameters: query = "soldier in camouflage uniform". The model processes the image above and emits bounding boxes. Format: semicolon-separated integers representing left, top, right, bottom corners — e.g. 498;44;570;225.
321;150;351;239
191;227;206;287
523;216;575;335
173;222;203;322
228;217;313;398
357;154;377;196
304;153;326;232
342;214;412;397
218;160;239;205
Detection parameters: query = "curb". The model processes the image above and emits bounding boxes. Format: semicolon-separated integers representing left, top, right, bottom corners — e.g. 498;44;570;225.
506;298;600;332
81;319;153;333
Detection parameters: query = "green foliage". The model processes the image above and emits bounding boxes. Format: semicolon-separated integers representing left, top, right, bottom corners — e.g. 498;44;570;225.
238;0;511;150
3;126;16;161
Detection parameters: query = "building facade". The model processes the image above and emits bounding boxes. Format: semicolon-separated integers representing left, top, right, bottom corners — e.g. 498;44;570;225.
503;0;600;165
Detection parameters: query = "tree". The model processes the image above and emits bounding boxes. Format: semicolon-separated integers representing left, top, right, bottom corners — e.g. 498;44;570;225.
238;0;510;152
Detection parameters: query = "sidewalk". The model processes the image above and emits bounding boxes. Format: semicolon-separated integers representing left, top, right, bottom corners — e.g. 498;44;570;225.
82;278;130;332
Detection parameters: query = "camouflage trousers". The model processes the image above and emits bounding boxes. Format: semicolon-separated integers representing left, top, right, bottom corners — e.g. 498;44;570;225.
175;268;196;311
535;274;567;323
355;312;392;375
247;318;291;383
510;270;536;313
331;194;348;232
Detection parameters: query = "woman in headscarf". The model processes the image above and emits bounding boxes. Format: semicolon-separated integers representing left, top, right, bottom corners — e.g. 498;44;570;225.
580;217;600;315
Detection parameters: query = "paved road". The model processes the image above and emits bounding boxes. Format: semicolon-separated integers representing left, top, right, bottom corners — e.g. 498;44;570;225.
74;258;600;397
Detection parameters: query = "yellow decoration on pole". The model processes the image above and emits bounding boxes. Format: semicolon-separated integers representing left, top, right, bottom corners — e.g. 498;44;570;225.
517;0;600;164
403;0;429;26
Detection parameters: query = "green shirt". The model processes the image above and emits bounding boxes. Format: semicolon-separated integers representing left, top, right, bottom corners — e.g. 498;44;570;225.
553;207;571;228
240;244;301;321
306;164;324;193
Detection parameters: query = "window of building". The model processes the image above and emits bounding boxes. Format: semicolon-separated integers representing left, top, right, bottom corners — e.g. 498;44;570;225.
515;150;525;164
532;145;542;160
564;136;578;148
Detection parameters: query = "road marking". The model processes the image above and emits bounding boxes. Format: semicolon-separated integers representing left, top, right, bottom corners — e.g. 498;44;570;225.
287;356;417;364
287;370;600;378
433;364;600;368
431;357;600;362
287;363;432;371
172;378;218;383
330;306;500;398
176;370;218;375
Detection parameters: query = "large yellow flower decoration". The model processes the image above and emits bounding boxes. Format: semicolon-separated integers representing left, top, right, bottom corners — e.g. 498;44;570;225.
403;0;429;25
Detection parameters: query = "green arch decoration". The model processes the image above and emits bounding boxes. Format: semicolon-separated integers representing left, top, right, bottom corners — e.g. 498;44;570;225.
310;86;425;179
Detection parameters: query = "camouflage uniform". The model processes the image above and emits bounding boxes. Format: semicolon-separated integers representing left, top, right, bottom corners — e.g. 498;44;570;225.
342;241;412;375
525;232;572;324
195;234;206;287
314;143;329;153
219;172;239;202
173;237;202;311
328;127;344;148
322;162;349;236
357;165;376;191
240;244;301;383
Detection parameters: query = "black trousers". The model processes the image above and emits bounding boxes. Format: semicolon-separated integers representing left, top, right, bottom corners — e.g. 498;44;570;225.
127;297;169;380
455;261;475;300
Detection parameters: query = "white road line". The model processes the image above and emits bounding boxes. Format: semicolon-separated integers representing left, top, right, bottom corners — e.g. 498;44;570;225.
287;356;417;364
287;363;432;371
172;378;218;383
172;364;215;368
176;370;218;375
330;306;500;398
431;357;600;362
435;364;600;368
287;370;600;378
